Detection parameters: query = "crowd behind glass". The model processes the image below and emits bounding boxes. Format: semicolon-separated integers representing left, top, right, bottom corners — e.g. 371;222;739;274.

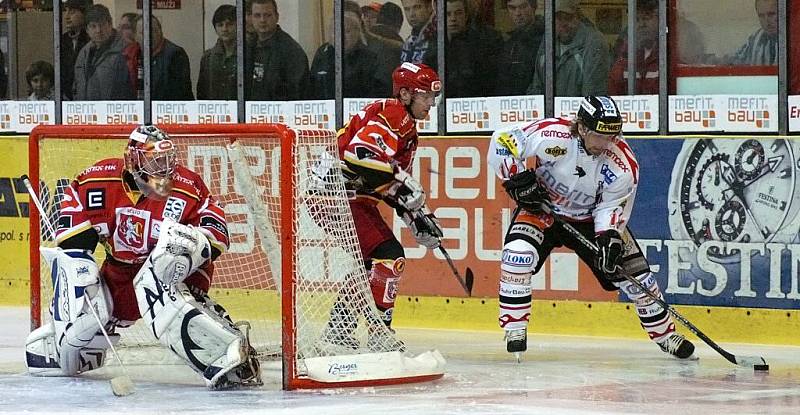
0;0;797;124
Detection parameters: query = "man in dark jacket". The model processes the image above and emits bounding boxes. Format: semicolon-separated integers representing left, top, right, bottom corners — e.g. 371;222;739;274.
310;2;388;99
445;0;501;97
127;15;194;100
73;4;133;100
197;5;238;100
495;0;544;96
246;0;310;100
61;0;92;100
0;49;6;98
400;0;437;70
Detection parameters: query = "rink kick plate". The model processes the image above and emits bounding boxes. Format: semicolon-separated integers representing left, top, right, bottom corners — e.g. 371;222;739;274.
299;350;446;386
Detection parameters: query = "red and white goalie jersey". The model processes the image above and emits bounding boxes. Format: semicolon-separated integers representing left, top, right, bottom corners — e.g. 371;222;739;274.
55;158;229;264
337;98;418;196
487;117;640;234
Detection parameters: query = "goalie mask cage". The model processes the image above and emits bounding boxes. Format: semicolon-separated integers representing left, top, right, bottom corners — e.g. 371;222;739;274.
28;124;444;390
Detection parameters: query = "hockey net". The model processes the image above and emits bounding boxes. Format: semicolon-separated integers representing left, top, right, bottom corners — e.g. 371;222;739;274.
28;124;444;389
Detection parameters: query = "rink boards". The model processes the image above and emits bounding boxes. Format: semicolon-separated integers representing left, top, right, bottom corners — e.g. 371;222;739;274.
1;134;798;345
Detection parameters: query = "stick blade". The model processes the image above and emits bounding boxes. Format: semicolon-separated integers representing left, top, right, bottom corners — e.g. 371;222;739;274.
464;268;474;296
111;376;136;397
736;355;767;368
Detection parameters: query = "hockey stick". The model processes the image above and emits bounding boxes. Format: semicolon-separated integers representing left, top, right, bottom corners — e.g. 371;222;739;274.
438;246;474;296
22;175;136;396
549;210;767;369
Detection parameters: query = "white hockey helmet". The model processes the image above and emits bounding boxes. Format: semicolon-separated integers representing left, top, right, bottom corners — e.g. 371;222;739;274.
124;124;176;199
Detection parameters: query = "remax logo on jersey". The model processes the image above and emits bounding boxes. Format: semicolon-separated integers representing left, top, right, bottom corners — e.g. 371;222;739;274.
671;96;716;128
449;98;490;130
155;102;191;124
727;96;771;129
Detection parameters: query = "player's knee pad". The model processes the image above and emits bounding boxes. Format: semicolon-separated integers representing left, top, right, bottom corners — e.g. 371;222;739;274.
133;263;260;389
501;238;539;274
27;248;117;376
150;219;211;287
617;272;675;342
368;257;405;326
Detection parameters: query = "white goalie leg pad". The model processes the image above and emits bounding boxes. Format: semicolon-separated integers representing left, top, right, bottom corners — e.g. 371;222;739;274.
26;248;117;376
150;219;211;287
133;262;257;389
499;239;538;331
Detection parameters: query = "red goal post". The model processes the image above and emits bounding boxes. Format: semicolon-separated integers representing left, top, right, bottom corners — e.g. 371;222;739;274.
28;124;444;390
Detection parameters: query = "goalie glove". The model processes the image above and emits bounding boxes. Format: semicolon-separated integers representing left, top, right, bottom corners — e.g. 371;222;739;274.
385;170;425;212
595;230;624;278
151;219;212;288
502;169;550;213
400;207;443;250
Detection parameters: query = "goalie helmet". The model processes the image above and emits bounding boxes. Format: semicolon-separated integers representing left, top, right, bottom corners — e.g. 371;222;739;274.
577;95;623;135
392;62;442;97
124;124;176;199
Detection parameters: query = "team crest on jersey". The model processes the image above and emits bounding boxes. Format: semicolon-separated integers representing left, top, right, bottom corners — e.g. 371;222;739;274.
163;197;187;221
114;207;150;253
59;185;83;213
544;146;567;157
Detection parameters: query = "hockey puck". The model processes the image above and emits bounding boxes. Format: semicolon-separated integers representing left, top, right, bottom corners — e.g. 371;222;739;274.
753;364;769;371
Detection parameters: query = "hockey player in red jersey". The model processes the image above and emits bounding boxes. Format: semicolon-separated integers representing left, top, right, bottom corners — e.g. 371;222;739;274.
25;125;261;389
487;96;696;361
324;62;442;348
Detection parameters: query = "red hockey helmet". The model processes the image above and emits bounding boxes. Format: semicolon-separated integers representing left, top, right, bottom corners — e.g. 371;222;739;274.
392;62;442;97
124;124;176;199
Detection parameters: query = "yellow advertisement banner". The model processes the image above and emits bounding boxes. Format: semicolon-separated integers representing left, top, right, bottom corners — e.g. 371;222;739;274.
0;136;31;304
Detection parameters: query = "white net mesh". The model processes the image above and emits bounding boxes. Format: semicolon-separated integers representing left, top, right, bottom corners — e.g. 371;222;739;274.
32;126;405;384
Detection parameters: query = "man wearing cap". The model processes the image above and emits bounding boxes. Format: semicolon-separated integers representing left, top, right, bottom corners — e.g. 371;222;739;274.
487;95;696;363
526;0;609;96
72;4;133;100
61;0;92;100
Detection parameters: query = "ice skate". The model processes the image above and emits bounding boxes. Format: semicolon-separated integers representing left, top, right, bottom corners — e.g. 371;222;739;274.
505;328;527;362
658;332;696;360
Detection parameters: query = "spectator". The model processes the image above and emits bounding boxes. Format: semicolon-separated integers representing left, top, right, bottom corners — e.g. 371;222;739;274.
364;2;404;96
732;0;777;65
118;12;137;45
526;0;609;96
371;1;403;43
445;0;501;97
245;0;310;100
125;15;194;100
25;61;55;101
0;49;6;99
495;0;544;96
608;0;659;95
361;2;382;33
60;0;91;100
73;4;134;100
676;13;707;64
309;1;387;99
197;5;238;100
400;0;437;69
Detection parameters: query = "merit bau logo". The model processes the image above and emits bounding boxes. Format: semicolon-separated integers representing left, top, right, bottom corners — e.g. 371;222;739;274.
727;96;771;129
248;102;286;124
499;96;541;124
293;102;331;129
449;98;490;130
616;96;654;130
671;96;716;129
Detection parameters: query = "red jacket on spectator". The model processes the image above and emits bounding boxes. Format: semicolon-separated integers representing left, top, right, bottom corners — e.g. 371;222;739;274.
608;41;659;95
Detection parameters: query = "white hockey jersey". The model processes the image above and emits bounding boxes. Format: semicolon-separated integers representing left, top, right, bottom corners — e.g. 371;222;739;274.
487;117;640;234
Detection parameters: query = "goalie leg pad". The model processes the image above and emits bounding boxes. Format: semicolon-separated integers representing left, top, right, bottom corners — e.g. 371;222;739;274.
368;258;404;326
499;238;538;331
617;272;675;343
26;248;116;376
133;264;261;389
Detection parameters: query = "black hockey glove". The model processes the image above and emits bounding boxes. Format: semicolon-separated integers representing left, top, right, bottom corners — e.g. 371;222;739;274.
595;230;624;278
399;207;443;250
502;169;550;212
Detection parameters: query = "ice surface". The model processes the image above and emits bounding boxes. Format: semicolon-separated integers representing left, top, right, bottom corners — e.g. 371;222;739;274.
2;306;798;415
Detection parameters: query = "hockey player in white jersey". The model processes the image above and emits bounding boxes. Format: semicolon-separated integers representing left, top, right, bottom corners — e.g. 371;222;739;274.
487;95;695;361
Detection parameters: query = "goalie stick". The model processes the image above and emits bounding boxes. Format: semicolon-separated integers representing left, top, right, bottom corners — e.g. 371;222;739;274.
546;206;768;369
22;174;137;396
